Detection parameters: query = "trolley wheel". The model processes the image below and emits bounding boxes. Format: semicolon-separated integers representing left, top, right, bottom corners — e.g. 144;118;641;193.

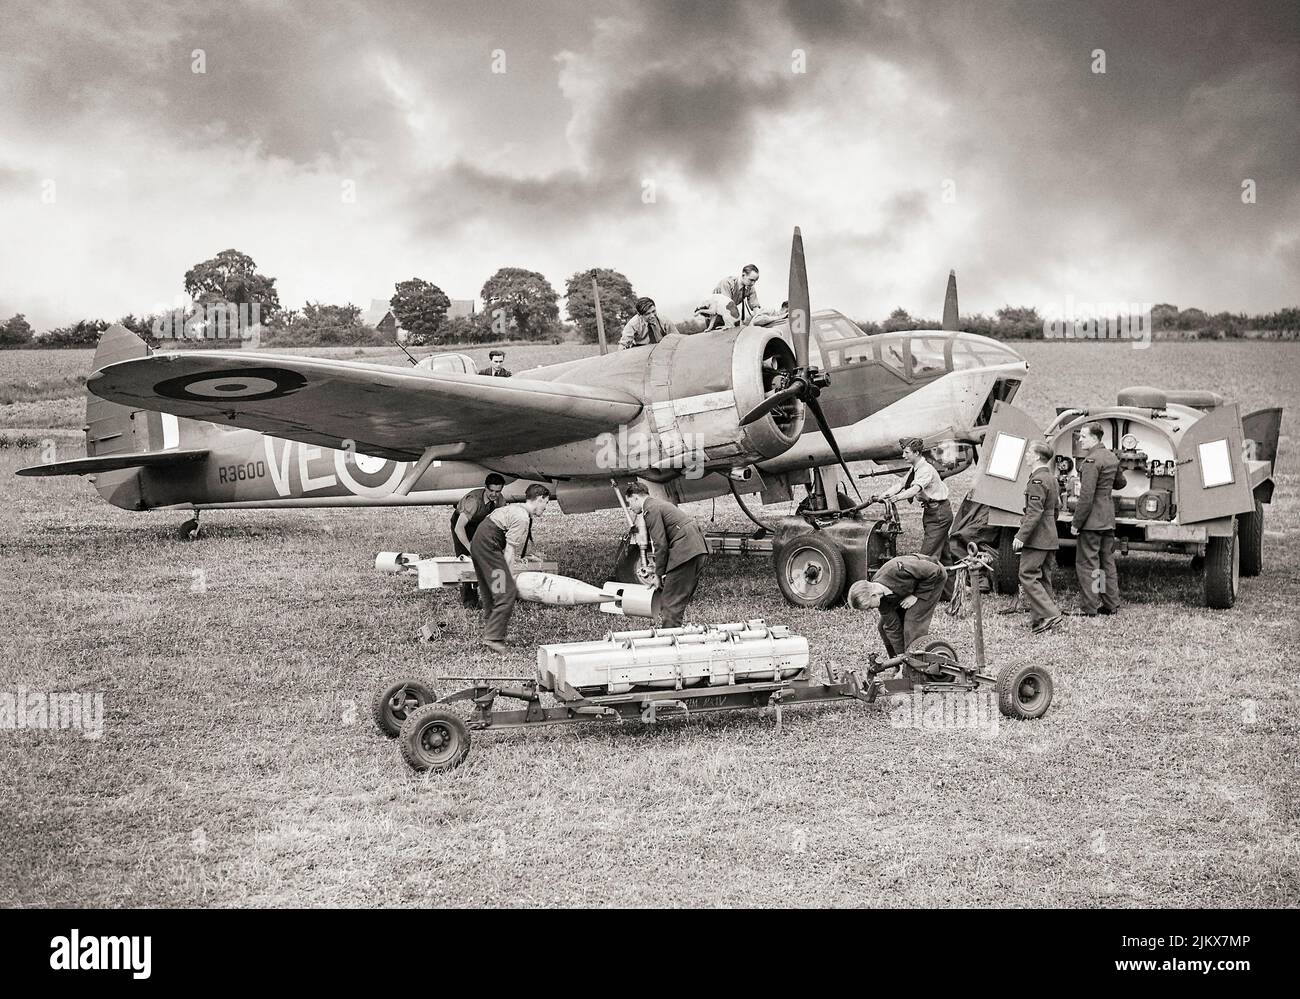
996;662;1053;720
994;528;1020;595
1203;522;1239;609
373;680;436;738
177;518;200;541
1237;494;1264;578
920;639;958;665
399;705;471;773
774;533;847;609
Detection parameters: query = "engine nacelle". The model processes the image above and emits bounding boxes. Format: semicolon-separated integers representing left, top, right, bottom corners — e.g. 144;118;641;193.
489;325;805;480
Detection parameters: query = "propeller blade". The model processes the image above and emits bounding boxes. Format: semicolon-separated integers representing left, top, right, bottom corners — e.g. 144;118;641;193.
788;226;810;368
942;269;959;331
807;395;862;501
738;379;805;426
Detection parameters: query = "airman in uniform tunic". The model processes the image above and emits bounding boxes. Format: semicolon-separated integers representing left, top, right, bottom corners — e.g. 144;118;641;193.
480;349;512;377
847;553;948;657
624;483;709;627
1070;423;1127;616
1012;441;1063;634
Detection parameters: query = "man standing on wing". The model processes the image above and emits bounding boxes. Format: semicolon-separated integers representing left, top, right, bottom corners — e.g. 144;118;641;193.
713;264;762;325
469;483;550;652
623;482;708;628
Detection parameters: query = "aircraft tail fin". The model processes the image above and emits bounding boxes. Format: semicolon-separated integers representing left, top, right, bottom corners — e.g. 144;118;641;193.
86;324;153;461
942;270;960;331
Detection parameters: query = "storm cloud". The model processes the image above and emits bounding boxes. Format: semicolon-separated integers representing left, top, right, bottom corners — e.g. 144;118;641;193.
0;0;1295;329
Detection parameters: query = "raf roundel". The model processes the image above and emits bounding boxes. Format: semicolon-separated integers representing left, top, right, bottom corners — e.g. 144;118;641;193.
153;367;308;403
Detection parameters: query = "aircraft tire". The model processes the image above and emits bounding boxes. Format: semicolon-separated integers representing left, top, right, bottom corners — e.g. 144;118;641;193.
373;680;437;738
1238;495;1264;577
774;533;847;609
1203;523;1239;610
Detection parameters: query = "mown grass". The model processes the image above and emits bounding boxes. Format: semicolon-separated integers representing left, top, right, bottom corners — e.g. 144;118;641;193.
0;341;1297;907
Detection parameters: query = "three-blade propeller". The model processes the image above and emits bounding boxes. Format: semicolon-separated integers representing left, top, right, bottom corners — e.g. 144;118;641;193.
739;227;861;500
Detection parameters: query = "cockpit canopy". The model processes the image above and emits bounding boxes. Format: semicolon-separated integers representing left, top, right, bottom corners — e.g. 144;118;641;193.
809;310;1025;378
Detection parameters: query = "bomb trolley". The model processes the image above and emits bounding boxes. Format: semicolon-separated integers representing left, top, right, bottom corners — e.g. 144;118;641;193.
375;548;1053;773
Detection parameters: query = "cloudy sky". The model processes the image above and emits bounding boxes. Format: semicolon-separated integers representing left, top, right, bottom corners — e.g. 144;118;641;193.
1;0;1296;331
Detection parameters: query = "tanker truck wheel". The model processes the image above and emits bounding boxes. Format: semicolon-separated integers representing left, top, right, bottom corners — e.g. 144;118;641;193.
996;662;1053;720
1203;523;1239;610
994;528;1020;595
399;705;471;773
1238;494;1264;577
775;533;847;609
373;680;436;738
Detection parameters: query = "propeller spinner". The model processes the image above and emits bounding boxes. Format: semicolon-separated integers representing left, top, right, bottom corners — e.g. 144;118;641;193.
739;227;861;500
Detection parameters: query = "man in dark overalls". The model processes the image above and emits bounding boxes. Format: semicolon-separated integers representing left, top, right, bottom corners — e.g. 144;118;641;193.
1012;440;1063;634
623;482;709;627
847;553;948;657
449;473;506;607
469;483;551;652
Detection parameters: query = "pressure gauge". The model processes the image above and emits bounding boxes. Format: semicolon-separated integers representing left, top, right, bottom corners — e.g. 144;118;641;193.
1121;433;1139;451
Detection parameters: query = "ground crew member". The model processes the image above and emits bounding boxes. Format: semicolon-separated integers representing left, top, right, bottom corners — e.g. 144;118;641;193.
449;473;506;607
872;438;952;560
847;553;948;657
469;483;550;652
713;264;761;324
480;349;511;376
619;297;675;350
1012;441;1063;634
1070;422;1126;616
624;482;708;627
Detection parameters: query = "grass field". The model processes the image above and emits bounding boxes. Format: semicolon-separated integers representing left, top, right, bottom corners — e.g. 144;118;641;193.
1;340;1297;907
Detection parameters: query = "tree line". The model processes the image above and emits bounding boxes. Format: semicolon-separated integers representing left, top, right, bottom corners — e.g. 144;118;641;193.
2;248;1296;349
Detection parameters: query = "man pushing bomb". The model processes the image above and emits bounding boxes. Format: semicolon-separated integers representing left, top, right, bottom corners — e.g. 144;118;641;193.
847;553;948;657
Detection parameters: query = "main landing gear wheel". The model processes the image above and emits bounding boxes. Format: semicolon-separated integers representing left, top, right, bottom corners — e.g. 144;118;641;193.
399;705;471;773
178;517;200;541
774;534;847;609
373;680;436;738
996;662;1054;720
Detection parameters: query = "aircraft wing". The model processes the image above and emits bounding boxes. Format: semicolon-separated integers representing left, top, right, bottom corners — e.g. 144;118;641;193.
87;352;643;461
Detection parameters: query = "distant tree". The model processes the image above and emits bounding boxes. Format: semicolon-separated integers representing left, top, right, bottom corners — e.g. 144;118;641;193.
481;267;559;340
883;307;916;333
41;318;110;348
0;313;35;348
1150;303;1179;329
994;305;1043;339
1177;307;1207;330
390;278;451;341
183;249;281;320
565;268;636;344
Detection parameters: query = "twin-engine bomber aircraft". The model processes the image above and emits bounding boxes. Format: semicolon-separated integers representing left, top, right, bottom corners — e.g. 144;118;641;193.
20;230;1029;537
